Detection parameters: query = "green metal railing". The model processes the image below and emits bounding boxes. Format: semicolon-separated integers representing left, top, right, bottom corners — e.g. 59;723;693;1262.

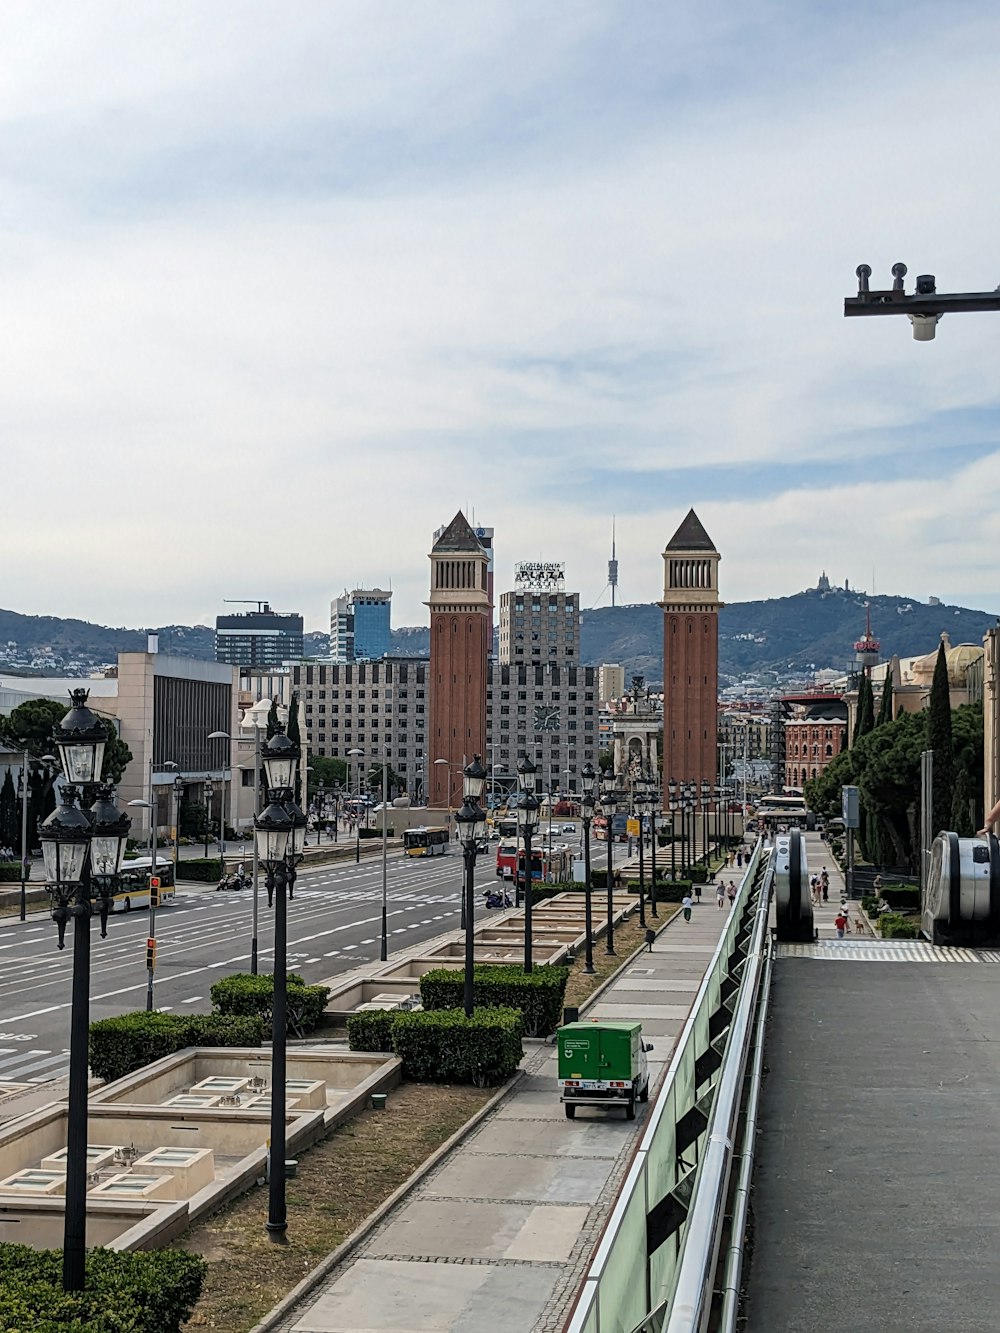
565;839;770;1333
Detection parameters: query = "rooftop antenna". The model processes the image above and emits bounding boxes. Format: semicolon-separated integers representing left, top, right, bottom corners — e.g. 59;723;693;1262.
608;517;619;608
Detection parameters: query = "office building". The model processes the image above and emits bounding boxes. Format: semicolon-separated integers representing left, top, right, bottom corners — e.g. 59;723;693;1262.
215;603;303;668
497;563;580;667
598;663;626;704
329;588;392;662
488;663;598;794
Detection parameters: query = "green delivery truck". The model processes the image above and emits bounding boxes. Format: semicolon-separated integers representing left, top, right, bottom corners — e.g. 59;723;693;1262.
557;1020;652;1120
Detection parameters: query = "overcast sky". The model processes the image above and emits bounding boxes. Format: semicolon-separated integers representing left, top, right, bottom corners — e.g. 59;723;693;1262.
3;1;999;632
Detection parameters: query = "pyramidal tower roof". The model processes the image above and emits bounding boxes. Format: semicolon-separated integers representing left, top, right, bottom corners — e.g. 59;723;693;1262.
432;511;485;554
665;508;716;552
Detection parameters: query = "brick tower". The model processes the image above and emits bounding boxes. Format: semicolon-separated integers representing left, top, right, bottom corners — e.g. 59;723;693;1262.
427;512;490;809
659;509;722;807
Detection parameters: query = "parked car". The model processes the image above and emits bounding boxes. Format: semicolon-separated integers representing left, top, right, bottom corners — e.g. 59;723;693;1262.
562;823;577;833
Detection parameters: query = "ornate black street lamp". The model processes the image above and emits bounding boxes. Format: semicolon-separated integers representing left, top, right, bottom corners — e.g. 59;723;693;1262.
455;755;488;1017
601;778;624;956
634;781;648;930
668;778;678;878
254;725;307;1243
701;779;712;866
516;756;540;973
648;779;659;918
39;690;130;1293
579;762;597;973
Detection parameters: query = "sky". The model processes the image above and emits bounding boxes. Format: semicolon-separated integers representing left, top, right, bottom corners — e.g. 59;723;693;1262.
3;0;1000;632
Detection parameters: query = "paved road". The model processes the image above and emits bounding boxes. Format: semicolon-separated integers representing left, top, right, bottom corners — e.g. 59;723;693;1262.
0;847;538;1087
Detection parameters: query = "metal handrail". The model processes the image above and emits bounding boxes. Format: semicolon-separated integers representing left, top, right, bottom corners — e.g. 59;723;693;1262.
565;840;766;1333
662;860;772;1333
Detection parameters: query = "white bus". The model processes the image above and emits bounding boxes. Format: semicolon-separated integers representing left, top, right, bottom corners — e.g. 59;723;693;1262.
111;857;177;912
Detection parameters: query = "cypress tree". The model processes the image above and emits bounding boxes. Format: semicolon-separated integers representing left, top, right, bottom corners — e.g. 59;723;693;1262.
928;641;954;837
876;674;893;727
0;770;17;852
854;673;875;744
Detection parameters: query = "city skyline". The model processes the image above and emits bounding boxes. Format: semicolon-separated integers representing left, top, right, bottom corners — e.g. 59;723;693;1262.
2;4;999;628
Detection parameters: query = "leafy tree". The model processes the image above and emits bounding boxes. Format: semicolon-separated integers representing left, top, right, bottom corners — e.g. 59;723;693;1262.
0;769;17;851
876;674;894;728
804;748;854;821
598;748;614;775
927;641;954;838
308;755;346;799
367;762;402;799
0;697;67;755
852;709;928;870
102;727;133;785
951;703;984;835
179;800;210;838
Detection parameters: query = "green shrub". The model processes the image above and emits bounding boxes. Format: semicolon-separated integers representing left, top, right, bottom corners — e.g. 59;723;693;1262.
89;1012;184;1084
420;964;569;1037
0;862;23;883
88;1010;264;1083
177;857;224;881
210;972;331;1036
391;1007;523;1086
346;1009;396;1053
688;864;710;883
860;894;880;917
0;1242;206;1332
879;884;921;910
358;825;395;838
879;912;922;939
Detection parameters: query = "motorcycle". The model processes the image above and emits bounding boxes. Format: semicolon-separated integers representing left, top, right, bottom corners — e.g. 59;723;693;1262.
216;872;246;892
483;889;513;910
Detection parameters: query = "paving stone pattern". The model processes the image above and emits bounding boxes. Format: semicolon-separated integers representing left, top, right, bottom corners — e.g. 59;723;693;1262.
270;888;733;1333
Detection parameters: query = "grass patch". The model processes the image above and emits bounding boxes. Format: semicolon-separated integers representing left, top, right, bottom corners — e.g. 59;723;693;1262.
180;1082;491;1330
564;903;678;1011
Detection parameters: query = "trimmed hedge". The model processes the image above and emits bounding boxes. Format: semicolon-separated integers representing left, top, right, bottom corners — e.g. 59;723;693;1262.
0;1243;206;1333
177;857;224;881
391;1007;523;1085
880;884;921;910
89;1012;264;1084
346;1009;396;1053
0;862;24;883
420;964;569;1037
211;972;331;1036
879;911;921;939
358;825;395;839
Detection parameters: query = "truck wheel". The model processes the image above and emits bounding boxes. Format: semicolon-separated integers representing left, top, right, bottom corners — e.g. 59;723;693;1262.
123;898;131;913
625;1098;636;1121
639;1080;649;1104
564;1104;576;1119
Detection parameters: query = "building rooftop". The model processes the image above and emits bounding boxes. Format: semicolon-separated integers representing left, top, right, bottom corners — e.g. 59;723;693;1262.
664;508;717;553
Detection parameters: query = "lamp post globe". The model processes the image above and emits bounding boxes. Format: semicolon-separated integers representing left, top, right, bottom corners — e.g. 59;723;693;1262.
456;757;489;1017
54;688;108;787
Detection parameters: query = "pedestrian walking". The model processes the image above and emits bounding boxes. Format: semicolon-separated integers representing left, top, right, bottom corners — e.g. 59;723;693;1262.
834;909;848;939
645;927;656;952
716;882;725;909
726;881;736;907
821;868;829;903
682;894;693;923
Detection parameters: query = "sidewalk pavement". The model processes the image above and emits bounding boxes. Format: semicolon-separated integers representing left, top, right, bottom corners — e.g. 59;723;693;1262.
264;894;737;1333
801;833;869;939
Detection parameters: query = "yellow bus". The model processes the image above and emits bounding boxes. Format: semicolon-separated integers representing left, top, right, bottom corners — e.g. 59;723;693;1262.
403;827;450;857
111;857;177;912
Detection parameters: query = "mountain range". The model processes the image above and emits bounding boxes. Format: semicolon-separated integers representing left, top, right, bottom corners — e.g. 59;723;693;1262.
0;583;994;684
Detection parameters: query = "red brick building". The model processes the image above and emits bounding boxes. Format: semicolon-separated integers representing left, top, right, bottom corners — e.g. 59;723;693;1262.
659;509;721;806
785;716;847;789
426;512;490;809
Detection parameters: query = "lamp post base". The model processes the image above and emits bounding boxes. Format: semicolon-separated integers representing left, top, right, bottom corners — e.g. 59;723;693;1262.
266;1220;288;1243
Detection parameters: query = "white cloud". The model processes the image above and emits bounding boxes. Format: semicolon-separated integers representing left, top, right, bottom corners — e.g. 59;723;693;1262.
0;1;998;630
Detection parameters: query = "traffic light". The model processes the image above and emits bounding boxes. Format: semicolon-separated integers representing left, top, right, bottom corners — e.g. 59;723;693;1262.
149;876;160;907
145;937;156;970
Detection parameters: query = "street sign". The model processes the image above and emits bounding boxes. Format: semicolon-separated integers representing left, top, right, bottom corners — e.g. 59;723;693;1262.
842;786;860;830
626;818;640;837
